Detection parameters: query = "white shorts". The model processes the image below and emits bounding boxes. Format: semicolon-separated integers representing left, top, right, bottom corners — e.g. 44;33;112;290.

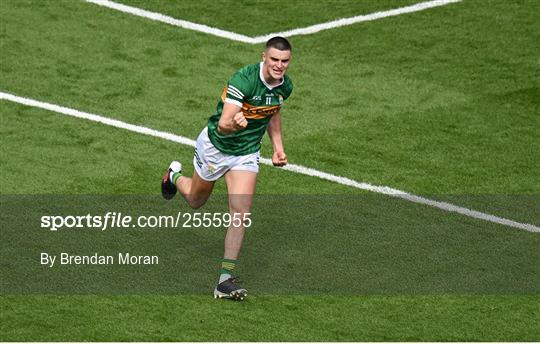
193;127;260;181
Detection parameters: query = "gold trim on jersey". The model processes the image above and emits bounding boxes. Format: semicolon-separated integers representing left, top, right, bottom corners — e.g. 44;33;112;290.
221;87;280;120
241;102;280;119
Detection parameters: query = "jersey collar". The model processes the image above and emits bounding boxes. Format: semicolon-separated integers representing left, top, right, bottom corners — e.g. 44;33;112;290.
259;62;284;90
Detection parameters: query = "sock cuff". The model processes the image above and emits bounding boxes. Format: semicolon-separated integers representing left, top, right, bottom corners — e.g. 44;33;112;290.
219;268;233;276
220;258;237;274
171;172;181;184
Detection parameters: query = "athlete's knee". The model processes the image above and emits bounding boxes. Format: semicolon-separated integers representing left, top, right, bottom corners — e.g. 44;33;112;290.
228;195;252;214
229;205;250;215
187;201;204;209
185;196;208;209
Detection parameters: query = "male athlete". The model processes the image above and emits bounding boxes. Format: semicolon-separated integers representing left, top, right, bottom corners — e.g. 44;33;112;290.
161;37;293;300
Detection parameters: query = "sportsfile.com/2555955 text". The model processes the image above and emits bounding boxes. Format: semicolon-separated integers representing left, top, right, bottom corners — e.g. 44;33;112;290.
40;212;252;231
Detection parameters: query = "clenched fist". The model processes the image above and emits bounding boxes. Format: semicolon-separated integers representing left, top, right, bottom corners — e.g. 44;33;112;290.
272;151;288;167
232;111;248;130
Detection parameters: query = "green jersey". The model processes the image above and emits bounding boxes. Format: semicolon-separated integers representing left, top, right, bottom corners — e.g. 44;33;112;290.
207;62;293;156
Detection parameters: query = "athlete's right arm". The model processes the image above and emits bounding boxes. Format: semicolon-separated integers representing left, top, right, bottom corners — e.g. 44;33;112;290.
217;102;247;135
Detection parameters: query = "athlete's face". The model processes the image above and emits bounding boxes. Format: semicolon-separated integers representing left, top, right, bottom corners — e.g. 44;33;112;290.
262;47;291;84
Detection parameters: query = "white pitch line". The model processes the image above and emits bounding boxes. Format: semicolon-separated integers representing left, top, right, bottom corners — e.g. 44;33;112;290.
250;0;463;43
85;0;255;44
1;91;538;233
85;0;462;44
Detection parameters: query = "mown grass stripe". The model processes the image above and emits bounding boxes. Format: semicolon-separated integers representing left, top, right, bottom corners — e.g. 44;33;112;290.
1;90;538;233
85;0;255;43
85;0;463;44
250;0;463;43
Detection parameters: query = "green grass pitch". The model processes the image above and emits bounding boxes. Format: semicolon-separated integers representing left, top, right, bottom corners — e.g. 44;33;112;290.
1;0;539;341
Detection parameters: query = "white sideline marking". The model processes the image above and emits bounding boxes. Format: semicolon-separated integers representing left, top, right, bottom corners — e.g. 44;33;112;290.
85;0;255;44
1;91;538;233
250;0;463;43
85;0;462;44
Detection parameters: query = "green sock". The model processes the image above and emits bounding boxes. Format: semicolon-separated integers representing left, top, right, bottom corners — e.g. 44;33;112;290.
219;258;237;283
171;171;181;184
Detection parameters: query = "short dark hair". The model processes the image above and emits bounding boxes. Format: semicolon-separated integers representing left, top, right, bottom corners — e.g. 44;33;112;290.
266;36;292;52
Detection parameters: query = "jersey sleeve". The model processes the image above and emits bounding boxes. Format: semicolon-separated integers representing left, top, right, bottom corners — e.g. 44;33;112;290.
224;71;251;108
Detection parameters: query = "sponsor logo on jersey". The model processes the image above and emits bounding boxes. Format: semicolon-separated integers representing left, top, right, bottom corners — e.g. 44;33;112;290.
241;103;280;119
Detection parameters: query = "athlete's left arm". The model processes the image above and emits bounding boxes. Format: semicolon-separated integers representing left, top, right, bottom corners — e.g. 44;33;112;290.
267;112;288;167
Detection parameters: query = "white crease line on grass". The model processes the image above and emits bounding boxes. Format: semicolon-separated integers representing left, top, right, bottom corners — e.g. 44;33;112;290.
250;0;463;43
85;0;462;44
85;0;255;44
1;91;538;233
